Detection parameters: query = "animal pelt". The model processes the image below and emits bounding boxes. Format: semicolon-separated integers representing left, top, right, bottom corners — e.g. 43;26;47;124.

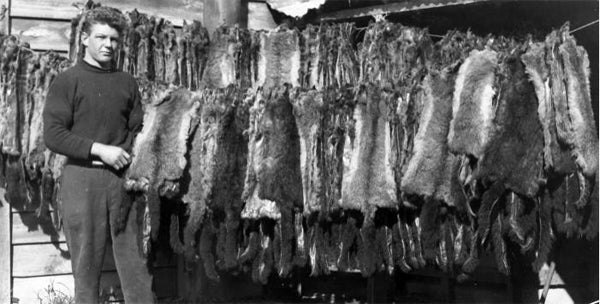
117;9;141;75
358;22;432;90
557;30;598;178
181;20;210;91
248;86;302;277
299;24;320;89
299;23;357;89
435;153;467;210
4;156;32;211
533;193;554;271
18;48;38;161
448;49;498;159
134;14;156;80
341;85;397;214
241;89;282;220
26;53;69;179
252;86;303;209
334;23;359;87
204;88;249;269
521;42;576;175
322;88;354;216
401;71;454;199
474;49;544;198
180;89;222;257
548;172;597;240
255;26;301;88
0;36;21;155
202;26;253;89
126;87;201;194
291;89;325;216
125;87;201;238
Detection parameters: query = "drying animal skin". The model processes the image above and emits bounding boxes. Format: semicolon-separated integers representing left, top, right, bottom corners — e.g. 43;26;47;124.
341;85;397;213
26;53;69;178
163;21;179;85
0;36;21;155
299;25;320;88
557;31;598;178
340;85;398;277
254;26;301;88
135;15;156;79
181;20;210;90
240;86;303;279
184;88;248;275
152;19;168;83
252;86;303;210
125;88;201;239
448;49;498;159
203;26;253;89
241;89;281;220
475;47;544;198
239;89;281;282
292;89;325;216
521;42;576;175
401;71;454;199
256;86;302;277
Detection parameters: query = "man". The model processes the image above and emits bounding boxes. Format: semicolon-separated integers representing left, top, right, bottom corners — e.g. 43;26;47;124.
43;7;154;303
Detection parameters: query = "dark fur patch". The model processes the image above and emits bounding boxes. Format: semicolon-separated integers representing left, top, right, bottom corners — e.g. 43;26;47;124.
475;51;543;197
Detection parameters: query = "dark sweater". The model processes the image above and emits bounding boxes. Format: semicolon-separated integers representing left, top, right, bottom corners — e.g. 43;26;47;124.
43;60;143;160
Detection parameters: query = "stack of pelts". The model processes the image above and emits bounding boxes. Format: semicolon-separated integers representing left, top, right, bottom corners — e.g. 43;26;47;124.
400;31;484;276
442;24;599;280
335;22;433;278
447;36;537;278
520;24;598;266
239;86;303;284
234;25;304;284
0;36;71;229
299;23;358;90
203;26;253;88
290;23;358;278
168;87;249;282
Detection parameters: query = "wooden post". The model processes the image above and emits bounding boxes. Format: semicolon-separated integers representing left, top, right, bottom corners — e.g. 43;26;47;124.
0;193;10;304
203;0;248;37
1;149;12;304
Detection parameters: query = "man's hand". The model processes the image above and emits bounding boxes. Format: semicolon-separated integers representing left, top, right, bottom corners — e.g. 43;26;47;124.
90;142;132;170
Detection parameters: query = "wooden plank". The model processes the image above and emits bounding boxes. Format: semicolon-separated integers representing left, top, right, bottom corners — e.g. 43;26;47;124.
315;0;493;22
248;2;276;30
12;271;121;304
11;18;71;52
12;211;66;244
11;0;204;27
0;189;11;304
12;243;117;277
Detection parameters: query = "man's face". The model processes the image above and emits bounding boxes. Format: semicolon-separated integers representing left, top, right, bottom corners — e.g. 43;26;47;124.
81;23;120;67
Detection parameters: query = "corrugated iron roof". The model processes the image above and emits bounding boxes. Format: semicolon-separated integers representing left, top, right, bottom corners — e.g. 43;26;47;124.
266;0;494;19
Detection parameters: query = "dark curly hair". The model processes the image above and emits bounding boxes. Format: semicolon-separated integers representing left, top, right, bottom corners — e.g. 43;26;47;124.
81;6;128;36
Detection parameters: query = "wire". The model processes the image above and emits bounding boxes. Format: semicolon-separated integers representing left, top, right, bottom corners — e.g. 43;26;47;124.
570;19;599;34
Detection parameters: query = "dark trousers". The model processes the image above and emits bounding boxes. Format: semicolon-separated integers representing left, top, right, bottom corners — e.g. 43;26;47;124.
60;164;154;303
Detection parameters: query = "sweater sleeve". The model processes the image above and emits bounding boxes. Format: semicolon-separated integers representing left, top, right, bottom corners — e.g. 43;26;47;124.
128;79;144;134
43;74;94;160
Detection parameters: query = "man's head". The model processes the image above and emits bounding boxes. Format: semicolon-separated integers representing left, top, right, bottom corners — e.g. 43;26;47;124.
81;7;127;68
